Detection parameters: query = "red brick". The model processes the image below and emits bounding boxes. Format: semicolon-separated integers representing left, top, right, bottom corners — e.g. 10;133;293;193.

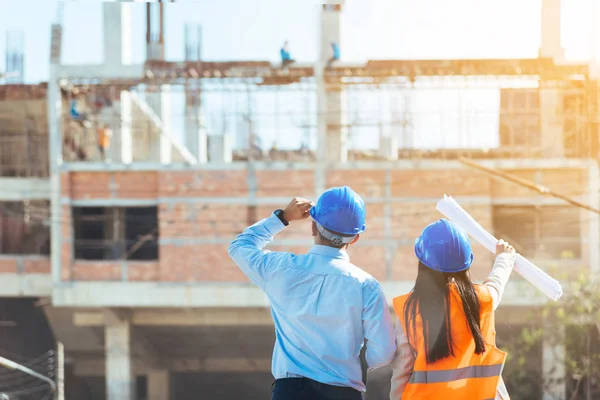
159;171;247;197
159;244;247;282
23;257;51;274
364;204;385;240
0;258;18;273
127;262;159;281
392;170;490;198
69;172;112;200
391;203;432;241
72;261;121;281
159;203;247;238
347;245;387;281
542;169;585;196
114;172;158;199
69;172;157;200
392;245;418;281
61;242;73;281
60;172;71;197
492;168;586;198
326;170;386;198
255;170;315;198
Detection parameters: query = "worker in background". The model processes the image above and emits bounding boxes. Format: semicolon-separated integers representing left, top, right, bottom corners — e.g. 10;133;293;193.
70;94;91;128
280;40;294;68
96;124;112;162
229;187;396;400
389;219;515;399
327;41;340;68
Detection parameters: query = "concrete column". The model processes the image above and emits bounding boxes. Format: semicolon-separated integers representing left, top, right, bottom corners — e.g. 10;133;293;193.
114;91;133;164
146;86;172;164
542;326;565;400
48;42;62;286
103;2;132;68
208;134;232;163
105;319;135;400
148;370;170;400
539;0;564;61
539;87;565;157
184;87;208;163
317;3;347;163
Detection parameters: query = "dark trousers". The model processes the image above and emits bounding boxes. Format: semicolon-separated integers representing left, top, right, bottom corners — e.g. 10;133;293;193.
272;378;363;400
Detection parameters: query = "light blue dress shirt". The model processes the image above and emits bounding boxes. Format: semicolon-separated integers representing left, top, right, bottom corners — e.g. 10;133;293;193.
228;213;396;392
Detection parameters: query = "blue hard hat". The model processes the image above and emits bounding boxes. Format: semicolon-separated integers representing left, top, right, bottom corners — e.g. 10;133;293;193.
309;186;366;235
414;219;474;273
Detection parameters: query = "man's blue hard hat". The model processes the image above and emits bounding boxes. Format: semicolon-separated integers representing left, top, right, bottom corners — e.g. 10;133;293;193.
309;186;366;236
414;219;474;273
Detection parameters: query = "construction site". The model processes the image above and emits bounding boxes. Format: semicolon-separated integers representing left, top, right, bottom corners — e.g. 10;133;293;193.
0;0;599;399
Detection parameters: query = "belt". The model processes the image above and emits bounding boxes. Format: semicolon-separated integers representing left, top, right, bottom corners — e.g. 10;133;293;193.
273;378;361;399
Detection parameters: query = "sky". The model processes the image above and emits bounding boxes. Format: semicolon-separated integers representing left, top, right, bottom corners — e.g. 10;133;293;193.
1;0;600;150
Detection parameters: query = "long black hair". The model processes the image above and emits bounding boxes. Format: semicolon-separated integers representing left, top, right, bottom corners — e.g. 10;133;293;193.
403;262;486;364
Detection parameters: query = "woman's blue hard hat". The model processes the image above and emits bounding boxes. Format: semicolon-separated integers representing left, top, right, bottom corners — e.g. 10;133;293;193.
415;219;474;273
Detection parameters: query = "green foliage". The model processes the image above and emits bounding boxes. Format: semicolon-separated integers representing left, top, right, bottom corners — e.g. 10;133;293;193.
507;273;600;400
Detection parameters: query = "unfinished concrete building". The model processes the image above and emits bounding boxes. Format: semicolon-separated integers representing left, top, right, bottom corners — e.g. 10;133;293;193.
1;0;600;398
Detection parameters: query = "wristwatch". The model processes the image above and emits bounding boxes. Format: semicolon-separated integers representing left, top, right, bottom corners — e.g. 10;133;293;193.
274;209;289;226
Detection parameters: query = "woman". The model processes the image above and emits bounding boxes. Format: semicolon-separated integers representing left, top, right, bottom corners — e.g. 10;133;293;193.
390;219;516;399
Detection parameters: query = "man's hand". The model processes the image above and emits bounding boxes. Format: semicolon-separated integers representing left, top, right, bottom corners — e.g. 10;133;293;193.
283;197;315;222
495;239;515;257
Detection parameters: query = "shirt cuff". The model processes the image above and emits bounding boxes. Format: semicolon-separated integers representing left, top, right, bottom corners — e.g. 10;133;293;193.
263;213;287;236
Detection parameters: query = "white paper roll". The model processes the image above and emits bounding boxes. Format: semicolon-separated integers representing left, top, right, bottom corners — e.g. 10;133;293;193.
436;195;563;301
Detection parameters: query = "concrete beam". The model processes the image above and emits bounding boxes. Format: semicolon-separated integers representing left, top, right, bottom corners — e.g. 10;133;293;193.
58;64;144;80
74;308;273;327
103;308;130;325
55;280;549;308
0;272;51;297
0;178;51;200
58;158;594;172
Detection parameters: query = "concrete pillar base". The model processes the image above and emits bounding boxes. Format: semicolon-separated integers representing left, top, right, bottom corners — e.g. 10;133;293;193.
106;318;135;400
542;326;565;400
148;370;171;400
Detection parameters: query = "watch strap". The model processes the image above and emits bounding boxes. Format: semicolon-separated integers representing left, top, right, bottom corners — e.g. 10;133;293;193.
274;209;289;226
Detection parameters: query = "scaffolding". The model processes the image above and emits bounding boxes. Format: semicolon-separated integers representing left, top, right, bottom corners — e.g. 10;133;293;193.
0;84;49;177
4;30;24;84
52;57;600;164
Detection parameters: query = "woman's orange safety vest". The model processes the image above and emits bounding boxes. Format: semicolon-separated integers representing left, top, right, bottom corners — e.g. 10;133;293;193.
392;284;509;400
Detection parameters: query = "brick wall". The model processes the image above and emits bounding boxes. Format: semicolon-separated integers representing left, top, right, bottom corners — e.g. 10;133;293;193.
58;167;589;283
0;256;50;274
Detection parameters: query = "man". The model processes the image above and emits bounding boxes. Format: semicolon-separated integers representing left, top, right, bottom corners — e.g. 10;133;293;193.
228;186;396;400
96;123;113;162
280;40;295;68
327;41;340;68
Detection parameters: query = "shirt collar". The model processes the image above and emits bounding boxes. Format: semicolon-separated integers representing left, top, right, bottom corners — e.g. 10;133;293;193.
308;245;350;261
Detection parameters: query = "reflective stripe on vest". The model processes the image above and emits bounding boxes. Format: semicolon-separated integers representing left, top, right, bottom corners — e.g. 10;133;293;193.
409;363;504;384
391;285;510;400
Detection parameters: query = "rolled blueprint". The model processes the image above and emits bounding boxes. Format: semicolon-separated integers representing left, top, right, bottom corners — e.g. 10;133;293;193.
436;195;563;301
